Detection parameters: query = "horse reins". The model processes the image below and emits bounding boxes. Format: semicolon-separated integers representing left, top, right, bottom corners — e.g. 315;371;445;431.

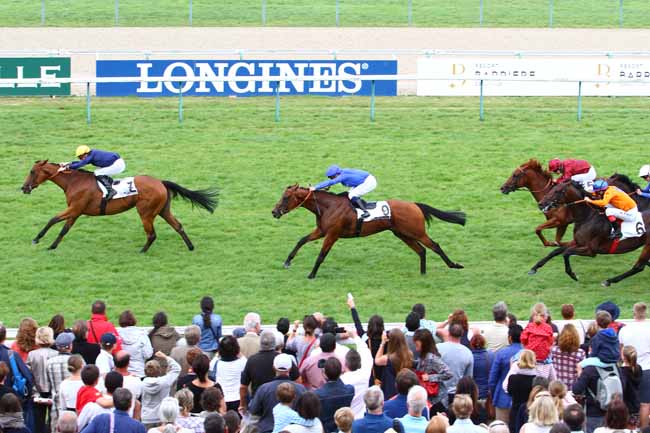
513;167;553;193
296;188;321;216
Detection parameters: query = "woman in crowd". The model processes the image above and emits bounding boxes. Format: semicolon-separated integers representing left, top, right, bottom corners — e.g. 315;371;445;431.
448;394;484;433
549;381;576;414
71;320;100;365
149;312;180;355
192;297;223;358
183;354;218;413
210;335;247;412
375;328;414;399
283;392;324;433
118;310;154;377
58;355;85;413
593;397;634;433
147;397;193;433
621;345;642;428
469;334;493;404
27;326;58;431
427;414;450;433
504;349;538;433
199;387;226;417
48;314;67;341
412;328;452;414
551;324;585;390
286;315;320;368
456;377;483;425
438;310;473;347
175;389;205;433
142;352;182;429
11;318;38;362
347;296;386;385
0;393;30;433
519;392;559;433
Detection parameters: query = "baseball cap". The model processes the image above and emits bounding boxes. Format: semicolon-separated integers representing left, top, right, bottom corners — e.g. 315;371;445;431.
55;332;75;348
273;353;293;372
100;332;117;345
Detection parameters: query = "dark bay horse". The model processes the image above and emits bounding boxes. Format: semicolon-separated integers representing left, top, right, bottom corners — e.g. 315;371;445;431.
272;185;466;279
529;181;650;286
22;160;218;252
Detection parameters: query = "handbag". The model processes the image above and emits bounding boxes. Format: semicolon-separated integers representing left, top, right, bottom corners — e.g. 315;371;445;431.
415;370;439;397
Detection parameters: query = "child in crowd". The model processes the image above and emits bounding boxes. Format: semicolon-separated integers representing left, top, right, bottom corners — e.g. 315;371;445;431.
587;311;620;365
334;407;354;433
621;345;642;429
272;382;314;433
95;332;117;375
76;365;102;413
521;303;554;364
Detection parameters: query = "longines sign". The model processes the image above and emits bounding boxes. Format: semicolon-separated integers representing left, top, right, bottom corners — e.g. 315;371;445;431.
417;57;650;96
96;60;398;97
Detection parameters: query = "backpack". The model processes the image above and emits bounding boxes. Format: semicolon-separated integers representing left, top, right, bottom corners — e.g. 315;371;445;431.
588;365;623;411
8;351;28;399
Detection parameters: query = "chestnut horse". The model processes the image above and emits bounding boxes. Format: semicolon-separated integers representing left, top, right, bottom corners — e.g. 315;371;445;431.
272;185;466;279
22;160;218;252
529;180;650;286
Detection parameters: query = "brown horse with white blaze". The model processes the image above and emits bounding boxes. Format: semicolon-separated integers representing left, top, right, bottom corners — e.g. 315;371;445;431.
272;185;466;279
22;160;217;252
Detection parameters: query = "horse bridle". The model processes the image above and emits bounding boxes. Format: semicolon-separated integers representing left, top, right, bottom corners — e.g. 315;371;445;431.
295;188;321;216
511;167;553;193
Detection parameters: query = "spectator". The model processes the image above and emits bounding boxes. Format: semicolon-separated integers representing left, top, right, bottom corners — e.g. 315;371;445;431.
210;335;247;412
347;296;386;386
118;310;154;377
11;318;38;362
521;303;554;367
426;414;450;433
503;349;537;433
175;388;205;433
351;386;393;433
0;393;30;433
86;300;122;351
375;329;414;399
0;362;15;400
456;377;482;424
405;312;421;357
438;323;473;408
551;325;585;390
0;324;33;432
383;369;422;420
183;354;218;414
114;350;144;401
300;334;345;391
171;325;202;376
618;302;650;429
79;388;145;433
411;303;438;336
550;423;571;433
588;311;619;364
48;333;78;426
487;420;509;433
49;314;68;341
312;319;350;360
147;397;192;433
560;304;585;344
177;348;204;390
334;407;354;433
203;413;226;433
519;392;559;433
595;302;625;335
76;365;102;413
448;394;484;433
315;357;354;433
283;392;323;433
484;302;510;352
469;334;492;402
142;352;181;428
27;326;58;432
238;313;262;359
412;328;452;414
340;328;372;419
192;297;223;357
438;310;472;348
71;320;100;365
398;385;429;433
489;324;523;424
56;411;78;433
77;371;124;430
286;315;320;368
548;381;576;413
272;382;312;433
563;404;585;433
620;345;641;428
149;312;180;356
95;333;117;375
593;397;632;433
276;318;294;355
199;387;225;417
249;354;306;433
223;410;240;433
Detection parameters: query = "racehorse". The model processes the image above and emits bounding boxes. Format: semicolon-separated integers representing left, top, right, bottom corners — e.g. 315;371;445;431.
271;185;466;279
528;180;650;286
21;160;218;252
500;159;570;247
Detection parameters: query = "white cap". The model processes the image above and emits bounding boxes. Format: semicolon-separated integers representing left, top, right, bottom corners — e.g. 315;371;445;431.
273;353;294;372
639;164;650;178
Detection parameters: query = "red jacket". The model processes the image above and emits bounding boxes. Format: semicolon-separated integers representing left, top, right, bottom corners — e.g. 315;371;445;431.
521;321;554;362
76;384;102;413
558;159;591;182
87;314;122;352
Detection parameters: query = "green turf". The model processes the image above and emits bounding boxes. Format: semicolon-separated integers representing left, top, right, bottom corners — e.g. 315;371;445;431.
0;0;648;27
1;95;649;329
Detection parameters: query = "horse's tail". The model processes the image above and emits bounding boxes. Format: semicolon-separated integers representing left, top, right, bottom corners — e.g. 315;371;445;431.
415;203;466;226
162;181;218;214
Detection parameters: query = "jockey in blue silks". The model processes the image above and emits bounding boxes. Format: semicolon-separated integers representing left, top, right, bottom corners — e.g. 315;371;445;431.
637;165;650;198
310;165;377;218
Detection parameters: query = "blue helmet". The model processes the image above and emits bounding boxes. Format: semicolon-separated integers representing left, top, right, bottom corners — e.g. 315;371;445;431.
325;165;341;177
593;179;608;191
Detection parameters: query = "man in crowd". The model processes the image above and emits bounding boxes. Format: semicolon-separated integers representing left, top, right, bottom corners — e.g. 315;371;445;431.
438;323;474;407
47;332;75;427
95;333;117;375
86;300;122;351
383;369;426;420
398;386;429;433
340;328;372;419
170;325;201;376
204;413;227;433
56;411;78;433
411;304;438;336
488;324;523;423
315;357;354;433
79;388;144;433
113;351;143;401
77;371;123;430
563;404;586;433
238;312;262;358
351;386;393;433
404;312;420;358
300;333;346;390
483;302;510;352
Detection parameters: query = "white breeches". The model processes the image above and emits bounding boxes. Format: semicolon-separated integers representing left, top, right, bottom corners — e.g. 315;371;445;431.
605;206;639;222
571;166;597;192
348;175;377;199
94;158;126;177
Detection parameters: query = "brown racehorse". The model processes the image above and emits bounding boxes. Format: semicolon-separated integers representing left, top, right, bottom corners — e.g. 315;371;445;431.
271;185;466;279
529;180;650;286
21;160;217;252
500;159;571;247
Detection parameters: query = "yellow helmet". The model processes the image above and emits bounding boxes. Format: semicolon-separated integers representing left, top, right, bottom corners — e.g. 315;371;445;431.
75;145;91;157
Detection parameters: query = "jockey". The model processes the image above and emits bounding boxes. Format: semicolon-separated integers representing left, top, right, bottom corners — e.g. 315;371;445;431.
549;158;597;192
586;179;639;240
59;145;125;200
636;164;650;198
310;165;377;218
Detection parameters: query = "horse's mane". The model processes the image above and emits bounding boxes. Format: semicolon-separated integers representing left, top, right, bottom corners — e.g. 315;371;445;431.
523;159;552;178
569;180;589;198
610;173;640;191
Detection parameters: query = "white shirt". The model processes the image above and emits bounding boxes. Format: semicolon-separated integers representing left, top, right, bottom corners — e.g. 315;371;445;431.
58;377;83;410
148;426;193;433
122;374;144;400
209;356;247;402
311;343;350;358
95;350;115;375
619;320;650;370
341;336;372;419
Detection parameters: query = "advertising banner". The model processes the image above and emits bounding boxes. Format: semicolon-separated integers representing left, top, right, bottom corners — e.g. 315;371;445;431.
417;57;650;96
96;60;398;97
0;57;71;96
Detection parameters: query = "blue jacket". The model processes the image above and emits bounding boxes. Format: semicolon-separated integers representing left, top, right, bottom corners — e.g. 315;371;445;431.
639;183;650;199
488;342;522;409
314;168;370;190
384;394;429;420
315;379;355;433
589;328;620;364
352;413;394;433
0;344;33;400
70;149;120;170
80;410;146;433
192;313;223;352
249;377;306;433
472;348;494;400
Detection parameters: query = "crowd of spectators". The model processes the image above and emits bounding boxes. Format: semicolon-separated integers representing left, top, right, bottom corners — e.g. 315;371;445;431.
0;295;648;433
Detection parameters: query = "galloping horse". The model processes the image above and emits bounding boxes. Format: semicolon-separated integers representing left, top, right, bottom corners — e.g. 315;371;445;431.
22;160;218;252
272;185;466;279
528;180;650;286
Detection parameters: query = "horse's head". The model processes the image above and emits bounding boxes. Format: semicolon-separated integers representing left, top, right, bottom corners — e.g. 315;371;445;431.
272;184;310;219
539;181;584;212
22;160;55;194
500;160;548;194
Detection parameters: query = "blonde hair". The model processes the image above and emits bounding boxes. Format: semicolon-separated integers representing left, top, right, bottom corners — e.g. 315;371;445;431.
426;414;449;433
528;393;559;426
334;407;354;433
549;381;567;418
175;388;194;412
518;349;537;369
452;394;474;420
35;327;54;347
623;345;641;375
531;303;548;324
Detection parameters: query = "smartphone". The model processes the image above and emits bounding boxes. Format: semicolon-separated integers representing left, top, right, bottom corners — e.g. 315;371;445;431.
335;327;346;334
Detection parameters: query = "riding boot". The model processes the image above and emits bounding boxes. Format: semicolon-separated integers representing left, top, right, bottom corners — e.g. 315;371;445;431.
610;220;622;240
351;197;370;219
97;175;116;200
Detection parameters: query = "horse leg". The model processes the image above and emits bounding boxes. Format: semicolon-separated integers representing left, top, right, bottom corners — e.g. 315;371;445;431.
535;218;560;247
602;245;650;287
393;232;426;274
284;228;323;268
33;207;75;244
555;224;570;247
528;246;567;275
47;216;79;250
160;208;194;251
307;233;339;279
561;245;595;281
418;236;463;269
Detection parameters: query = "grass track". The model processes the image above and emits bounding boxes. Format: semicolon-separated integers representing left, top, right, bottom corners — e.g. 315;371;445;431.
1;0;649;28
1;95;649;328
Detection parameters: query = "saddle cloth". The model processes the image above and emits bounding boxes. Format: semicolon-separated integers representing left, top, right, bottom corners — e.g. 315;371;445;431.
355;200;391;221
621;212;646;240
97;177;138;199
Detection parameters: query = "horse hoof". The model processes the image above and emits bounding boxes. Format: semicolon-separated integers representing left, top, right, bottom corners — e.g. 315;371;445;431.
188;245;195;251
528;269;537;276
601;280;611;287
453;263;464;269
283;261;291;269
47;245;57;250
32;239;39;245
569;273;578;281
307;274;316;279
